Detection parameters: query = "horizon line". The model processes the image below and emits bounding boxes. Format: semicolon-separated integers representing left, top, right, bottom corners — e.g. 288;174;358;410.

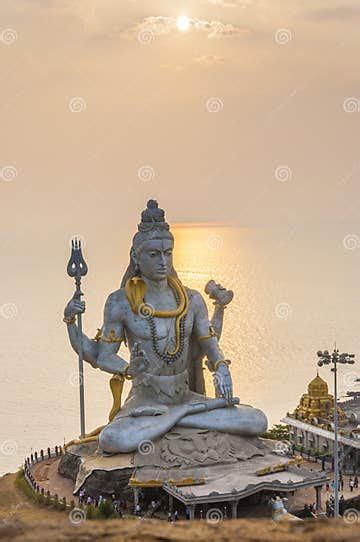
172;221;237;228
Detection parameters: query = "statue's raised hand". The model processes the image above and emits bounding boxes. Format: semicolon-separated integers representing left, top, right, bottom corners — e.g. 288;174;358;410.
205;280;234;307
64;296;85;320
214;363;233;404
127;342;149;378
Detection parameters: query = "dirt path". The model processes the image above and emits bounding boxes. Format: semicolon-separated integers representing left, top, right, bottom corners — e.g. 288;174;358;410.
31;458;77;503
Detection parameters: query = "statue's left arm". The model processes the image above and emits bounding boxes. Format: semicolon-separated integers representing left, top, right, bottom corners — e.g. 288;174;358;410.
192;291;233;403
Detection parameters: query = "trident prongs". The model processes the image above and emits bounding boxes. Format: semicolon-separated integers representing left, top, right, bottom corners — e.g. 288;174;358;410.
67;238;88;279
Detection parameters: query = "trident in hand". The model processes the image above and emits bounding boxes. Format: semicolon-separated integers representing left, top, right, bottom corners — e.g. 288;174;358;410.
67;238;88;438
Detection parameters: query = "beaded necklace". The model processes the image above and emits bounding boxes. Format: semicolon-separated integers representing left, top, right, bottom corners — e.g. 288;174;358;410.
125;275;189;365
147;285;187;365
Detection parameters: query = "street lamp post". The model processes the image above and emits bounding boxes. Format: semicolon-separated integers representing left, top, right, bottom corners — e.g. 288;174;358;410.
317;348;355;518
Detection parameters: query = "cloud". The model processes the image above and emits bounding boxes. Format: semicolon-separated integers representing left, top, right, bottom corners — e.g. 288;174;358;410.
160;54;228;72
307;5;360;21
208;0;238;6
194;55;226;65
131;15;247;40
207;0;254;6
160;55;227;72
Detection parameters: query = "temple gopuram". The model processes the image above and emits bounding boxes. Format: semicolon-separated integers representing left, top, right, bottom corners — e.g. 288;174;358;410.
282;373;360;474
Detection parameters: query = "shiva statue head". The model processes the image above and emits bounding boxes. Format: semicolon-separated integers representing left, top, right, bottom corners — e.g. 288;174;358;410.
120;200;179;287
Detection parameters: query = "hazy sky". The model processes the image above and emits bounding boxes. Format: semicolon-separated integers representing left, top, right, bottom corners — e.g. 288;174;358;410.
1;0;360;233
2;1;360;471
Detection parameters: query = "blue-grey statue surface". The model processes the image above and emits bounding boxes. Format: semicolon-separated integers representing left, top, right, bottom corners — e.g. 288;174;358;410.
64;200;268;454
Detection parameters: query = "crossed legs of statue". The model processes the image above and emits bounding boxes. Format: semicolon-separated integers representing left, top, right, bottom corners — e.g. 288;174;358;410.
98;399;268;454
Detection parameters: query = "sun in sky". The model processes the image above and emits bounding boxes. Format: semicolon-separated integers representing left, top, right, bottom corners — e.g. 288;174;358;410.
176;15;190;32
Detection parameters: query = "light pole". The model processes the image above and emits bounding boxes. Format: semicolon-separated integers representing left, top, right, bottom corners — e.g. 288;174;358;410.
317;348;355;518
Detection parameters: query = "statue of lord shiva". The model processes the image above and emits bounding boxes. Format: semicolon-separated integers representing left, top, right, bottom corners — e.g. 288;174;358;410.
63;200;268;454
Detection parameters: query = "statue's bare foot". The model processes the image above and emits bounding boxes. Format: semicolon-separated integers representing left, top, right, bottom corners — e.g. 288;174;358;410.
185;397;239;416
129;405;169;417
178;403;268;436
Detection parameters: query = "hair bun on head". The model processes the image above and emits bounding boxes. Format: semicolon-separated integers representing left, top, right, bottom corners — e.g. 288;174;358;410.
138;199;169;232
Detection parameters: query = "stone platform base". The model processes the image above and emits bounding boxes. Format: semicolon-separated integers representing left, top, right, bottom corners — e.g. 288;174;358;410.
58;427;329;510
58;427;305;498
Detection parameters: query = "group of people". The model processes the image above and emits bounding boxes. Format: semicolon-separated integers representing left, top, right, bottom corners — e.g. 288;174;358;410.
303;495;349;518
167;510;180;521
78;491;166;520
78;483;234;522
78;489;126;517
134;500;158;517
302;503;318;518
325;494;347;517
323;473;360;516
325;474;359;493
134;501;183;520
348;476;359;492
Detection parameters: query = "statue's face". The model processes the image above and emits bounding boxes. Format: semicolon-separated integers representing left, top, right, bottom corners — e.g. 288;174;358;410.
136;238;174;281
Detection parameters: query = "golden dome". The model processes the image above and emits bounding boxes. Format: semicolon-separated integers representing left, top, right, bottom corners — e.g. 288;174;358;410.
289;372;347;426
308;374;328;397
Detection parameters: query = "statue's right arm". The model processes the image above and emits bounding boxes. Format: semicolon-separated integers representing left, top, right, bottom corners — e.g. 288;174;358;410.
64;291;129;375
64;296;98;366
94;291;128;374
